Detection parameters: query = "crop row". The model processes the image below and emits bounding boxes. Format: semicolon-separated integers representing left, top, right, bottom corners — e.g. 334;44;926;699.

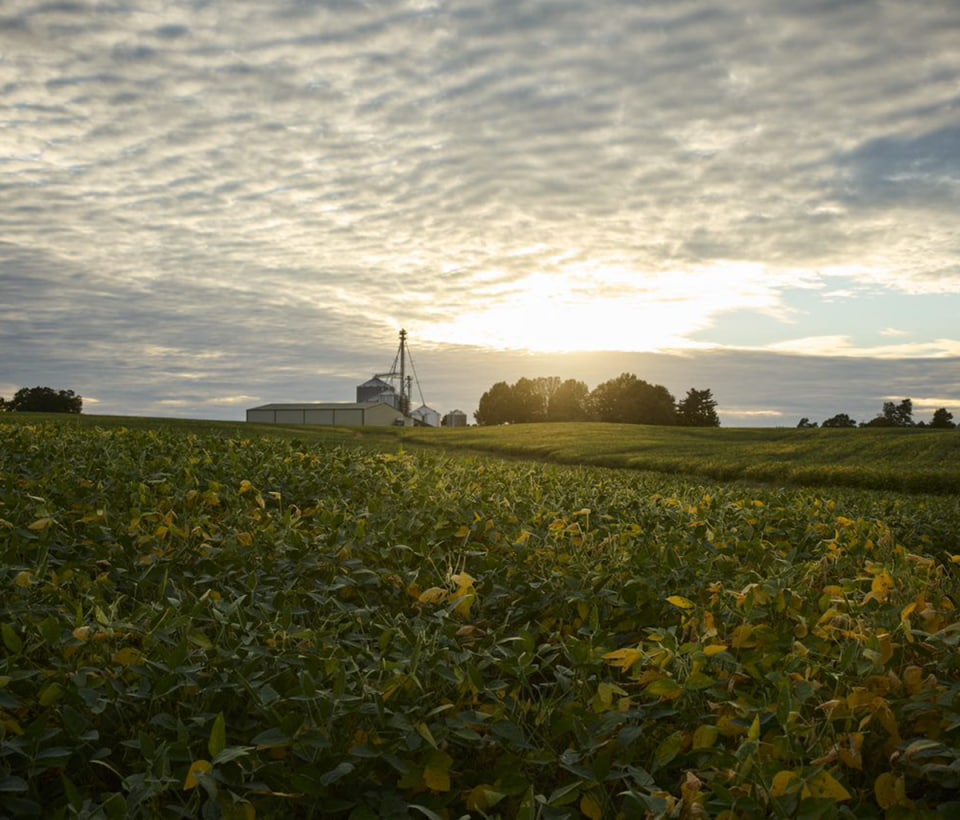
1;422;959;818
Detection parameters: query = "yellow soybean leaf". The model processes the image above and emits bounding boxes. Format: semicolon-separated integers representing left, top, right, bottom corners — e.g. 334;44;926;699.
681;771;704;809
594;681;629;711
692;724;718;750
771;770;800;797
416;722;438;749
900;601;917;642
730;624;756;648
872;700;900;740
417;587;447;605
112;647;145;667
803;770;851;801
874;772;908;809
423;751;453;792
838;732;864;770
903;665;929;694
39;683;64;707
28;518;54;532
466;785;504;812
72;626;92;643
184;759;213;790
580;791;603;820
666;595;695;610
1;716;23;736
684;671;715;690
14;571;34;588
864;570;895;604
877;633;894;666
603;647;644;672
451;588;476;619
703;644;728;657
454;525;471;538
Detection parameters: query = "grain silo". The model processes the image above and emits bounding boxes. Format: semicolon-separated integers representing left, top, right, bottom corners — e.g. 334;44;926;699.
356;376;398;407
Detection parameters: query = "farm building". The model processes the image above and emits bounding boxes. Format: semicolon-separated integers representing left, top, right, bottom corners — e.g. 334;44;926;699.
356;377;400;408
246;401;406;427
442;409;468;427
247;329;444;428
410;404;441;427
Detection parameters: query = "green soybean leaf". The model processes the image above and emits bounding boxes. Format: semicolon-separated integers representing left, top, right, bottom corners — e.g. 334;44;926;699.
1;623;22;654
208;712;226;758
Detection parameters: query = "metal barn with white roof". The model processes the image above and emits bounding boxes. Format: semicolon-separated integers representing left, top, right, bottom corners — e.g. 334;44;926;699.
245;401;404;427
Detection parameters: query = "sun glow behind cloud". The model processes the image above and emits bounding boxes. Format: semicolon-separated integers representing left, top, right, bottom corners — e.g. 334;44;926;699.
422;261;789;353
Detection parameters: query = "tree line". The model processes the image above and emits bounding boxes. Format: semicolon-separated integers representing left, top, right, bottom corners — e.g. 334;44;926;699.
0;386;82;414
474;374;720;427
798;398;956;429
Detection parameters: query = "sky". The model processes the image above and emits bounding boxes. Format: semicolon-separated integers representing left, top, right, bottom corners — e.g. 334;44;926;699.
2;0;959;427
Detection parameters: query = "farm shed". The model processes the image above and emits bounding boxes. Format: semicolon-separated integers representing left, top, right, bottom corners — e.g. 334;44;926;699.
246;402;405;427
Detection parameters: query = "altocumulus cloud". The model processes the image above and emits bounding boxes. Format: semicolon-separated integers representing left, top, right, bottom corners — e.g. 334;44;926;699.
1;0;959;423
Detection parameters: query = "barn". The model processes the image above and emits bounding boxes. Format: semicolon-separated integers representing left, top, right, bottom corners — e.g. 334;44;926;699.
245;401;406;427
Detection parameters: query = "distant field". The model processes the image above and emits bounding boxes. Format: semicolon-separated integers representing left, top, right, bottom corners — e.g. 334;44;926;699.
399;422;960;494
6;414;956;494
2;414;960;816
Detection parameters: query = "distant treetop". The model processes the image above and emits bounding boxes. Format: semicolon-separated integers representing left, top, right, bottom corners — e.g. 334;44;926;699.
474;375;720;427
1;386;82;414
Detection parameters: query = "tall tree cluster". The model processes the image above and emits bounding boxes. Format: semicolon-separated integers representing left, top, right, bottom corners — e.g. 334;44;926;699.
0;386;82;414
474;374;719;427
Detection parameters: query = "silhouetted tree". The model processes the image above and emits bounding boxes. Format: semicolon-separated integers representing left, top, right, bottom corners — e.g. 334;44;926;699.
474;381;514;425
547;379;589;421
588;373;676;425
511;377;552;423
930;408;956;429
822;413;858;428
676;388;720;427
863;398;914;427
5;386;82;414
797;418;818;428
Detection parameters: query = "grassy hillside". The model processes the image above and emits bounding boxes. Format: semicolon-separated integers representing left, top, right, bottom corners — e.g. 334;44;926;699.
399;422;959;494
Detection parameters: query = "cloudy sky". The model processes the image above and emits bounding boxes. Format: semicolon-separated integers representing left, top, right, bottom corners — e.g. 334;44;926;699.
2;0;959;426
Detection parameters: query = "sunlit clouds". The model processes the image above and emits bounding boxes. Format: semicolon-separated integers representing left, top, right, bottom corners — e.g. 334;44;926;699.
422;262;788;353
2;0;959;423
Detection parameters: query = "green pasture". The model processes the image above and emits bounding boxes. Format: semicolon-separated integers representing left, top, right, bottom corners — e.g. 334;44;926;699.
1;414;959;818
